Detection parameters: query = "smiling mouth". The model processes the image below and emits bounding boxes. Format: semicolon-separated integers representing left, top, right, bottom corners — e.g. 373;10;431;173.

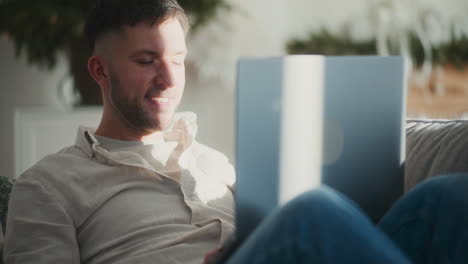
149;97;169;103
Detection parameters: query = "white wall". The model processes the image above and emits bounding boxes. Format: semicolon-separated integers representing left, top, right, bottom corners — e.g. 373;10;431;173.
0;35;67;178
1;0;467;177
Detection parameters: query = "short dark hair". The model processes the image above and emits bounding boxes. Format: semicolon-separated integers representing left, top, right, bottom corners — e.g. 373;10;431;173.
85;0;189;51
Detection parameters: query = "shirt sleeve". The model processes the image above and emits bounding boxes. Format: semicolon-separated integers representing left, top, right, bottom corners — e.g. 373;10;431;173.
3;176;80;264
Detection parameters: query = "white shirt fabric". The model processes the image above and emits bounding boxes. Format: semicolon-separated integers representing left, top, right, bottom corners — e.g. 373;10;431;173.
4;112;236;264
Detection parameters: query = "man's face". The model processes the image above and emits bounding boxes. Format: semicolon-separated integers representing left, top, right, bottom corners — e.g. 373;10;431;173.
102;18;187;134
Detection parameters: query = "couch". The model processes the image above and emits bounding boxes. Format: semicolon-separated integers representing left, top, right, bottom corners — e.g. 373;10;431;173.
405;119;468;191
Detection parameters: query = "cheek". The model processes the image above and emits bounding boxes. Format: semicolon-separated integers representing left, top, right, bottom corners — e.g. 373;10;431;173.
176;71;185;97
122;71;153;93
176;67;186;86
110;63;149;94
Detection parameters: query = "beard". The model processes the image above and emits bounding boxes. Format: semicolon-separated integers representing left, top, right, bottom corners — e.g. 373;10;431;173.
109;76;162;132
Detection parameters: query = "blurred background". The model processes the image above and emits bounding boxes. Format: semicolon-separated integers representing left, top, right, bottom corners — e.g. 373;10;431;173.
1;0;468;178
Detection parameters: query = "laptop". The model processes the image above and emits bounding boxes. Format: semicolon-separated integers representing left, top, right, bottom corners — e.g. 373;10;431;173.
235;55;406;238
208;55;406;263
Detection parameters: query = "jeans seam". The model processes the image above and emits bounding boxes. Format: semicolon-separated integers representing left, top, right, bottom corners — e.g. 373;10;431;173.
386;215;431;237
386;180;445;238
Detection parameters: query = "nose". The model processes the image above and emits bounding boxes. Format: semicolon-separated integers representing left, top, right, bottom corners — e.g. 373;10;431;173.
155;61;177;89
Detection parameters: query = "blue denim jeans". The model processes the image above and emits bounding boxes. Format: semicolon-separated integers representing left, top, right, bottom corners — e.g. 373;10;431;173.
226;173;468;264
379;173;468;264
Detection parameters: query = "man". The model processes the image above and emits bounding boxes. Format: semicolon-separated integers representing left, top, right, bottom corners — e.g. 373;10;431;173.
4;0;468;264
5;0;235;263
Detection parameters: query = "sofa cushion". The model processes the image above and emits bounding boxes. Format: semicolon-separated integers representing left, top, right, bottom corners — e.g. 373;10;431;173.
0;176;14;234
405;119;468;191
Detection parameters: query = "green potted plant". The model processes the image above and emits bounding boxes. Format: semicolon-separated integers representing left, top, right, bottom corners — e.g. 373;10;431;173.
0;0;231;105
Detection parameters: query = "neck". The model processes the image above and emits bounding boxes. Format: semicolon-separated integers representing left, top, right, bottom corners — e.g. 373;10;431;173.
95;109;163;142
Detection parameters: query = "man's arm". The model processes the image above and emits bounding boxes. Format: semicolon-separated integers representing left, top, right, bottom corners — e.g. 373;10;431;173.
4;176;80;263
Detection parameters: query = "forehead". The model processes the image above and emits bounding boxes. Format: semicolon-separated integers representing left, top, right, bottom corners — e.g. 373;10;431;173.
102;18;187;54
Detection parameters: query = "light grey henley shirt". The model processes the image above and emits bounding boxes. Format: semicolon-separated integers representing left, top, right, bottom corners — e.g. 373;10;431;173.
4;112;236;264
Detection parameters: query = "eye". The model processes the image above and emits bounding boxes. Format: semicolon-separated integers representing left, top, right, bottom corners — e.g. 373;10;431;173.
137;60;154;65
172;60;185;66
171;56;186;66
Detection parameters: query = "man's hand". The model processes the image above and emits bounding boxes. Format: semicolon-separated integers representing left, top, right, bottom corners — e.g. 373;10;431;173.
203;248;220;264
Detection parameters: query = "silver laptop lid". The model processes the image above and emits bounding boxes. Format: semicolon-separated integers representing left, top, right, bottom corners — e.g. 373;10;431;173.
235;56;405;240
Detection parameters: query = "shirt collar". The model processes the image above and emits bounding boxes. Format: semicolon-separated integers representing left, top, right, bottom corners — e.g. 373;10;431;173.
75;111;198;159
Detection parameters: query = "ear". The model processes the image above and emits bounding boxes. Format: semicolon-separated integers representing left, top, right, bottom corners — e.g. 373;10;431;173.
88;55;109;90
